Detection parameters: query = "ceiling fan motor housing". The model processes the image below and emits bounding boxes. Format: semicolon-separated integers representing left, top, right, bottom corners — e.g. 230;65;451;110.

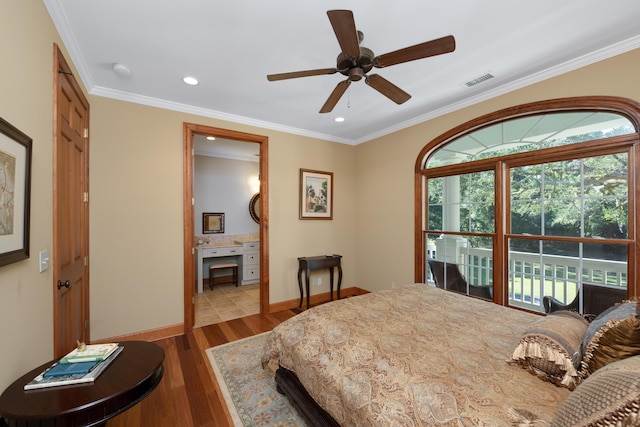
337;46;374;81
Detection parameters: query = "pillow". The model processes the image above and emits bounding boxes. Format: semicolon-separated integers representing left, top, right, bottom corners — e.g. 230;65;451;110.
551;355;640;427
580;300;640;377
510;310;588;390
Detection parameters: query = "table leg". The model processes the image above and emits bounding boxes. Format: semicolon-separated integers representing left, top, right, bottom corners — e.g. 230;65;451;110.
305;267;311;309
329;268;334;301
297;267;304;308
337;264;343;299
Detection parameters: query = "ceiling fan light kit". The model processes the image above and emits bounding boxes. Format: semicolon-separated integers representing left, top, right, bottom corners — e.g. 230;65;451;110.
267;9;456;113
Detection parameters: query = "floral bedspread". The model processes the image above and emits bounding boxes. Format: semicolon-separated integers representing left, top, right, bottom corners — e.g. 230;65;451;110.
261;284;570;426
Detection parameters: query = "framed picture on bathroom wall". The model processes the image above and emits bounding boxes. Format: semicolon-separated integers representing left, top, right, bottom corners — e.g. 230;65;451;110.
203;212;224;234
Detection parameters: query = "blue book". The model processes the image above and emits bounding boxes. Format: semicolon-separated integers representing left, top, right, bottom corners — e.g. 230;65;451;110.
24;346;124;390
43;360;99;377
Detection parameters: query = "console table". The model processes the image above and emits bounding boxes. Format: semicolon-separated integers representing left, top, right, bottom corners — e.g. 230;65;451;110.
297;255;342;309
0;341;164;427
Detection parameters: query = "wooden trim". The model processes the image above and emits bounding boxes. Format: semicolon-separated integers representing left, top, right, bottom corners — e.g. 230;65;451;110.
91;323;184;344
414;96;640;301
183;124;195;333
633;143;639;298
414;170;424;283
268;287;369;313
53;44;91;355
183;124;269;334
415;96;640;166
494;161;505;305
94;287;367;344
259;136;270;316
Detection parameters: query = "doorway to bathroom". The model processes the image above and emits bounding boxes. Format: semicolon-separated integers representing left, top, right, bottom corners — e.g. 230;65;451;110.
183;123;268;332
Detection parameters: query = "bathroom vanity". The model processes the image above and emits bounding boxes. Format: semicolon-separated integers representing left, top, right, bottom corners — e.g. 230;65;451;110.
195;236;259;293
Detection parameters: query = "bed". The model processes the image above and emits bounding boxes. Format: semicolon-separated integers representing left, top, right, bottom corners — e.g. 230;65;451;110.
262;284;577;426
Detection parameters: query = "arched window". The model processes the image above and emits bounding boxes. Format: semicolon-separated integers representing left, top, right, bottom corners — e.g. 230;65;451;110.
415;96;640;314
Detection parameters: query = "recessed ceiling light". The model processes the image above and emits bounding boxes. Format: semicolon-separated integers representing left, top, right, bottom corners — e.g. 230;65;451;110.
334;117;345;123
182;76;199;85
206;136;215;140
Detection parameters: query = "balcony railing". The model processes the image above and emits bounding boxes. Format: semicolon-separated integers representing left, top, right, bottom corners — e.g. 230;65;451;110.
427;246;627;312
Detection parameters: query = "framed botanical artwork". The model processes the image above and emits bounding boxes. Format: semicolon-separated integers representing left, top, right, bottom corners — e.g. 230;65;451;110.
0;116;32;267
203;212;225;234
300;169;333;220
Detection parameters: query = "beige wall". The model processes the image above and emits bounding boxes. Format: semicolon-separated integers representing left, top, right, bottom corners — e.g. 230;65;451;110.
354;48;640;292
89;97;358;340
0;0;639;393
0;1;67;389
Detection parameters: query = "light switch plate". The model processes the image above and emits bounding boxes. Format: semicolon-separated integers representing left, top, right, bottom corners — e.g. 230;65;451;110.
39;250;49;273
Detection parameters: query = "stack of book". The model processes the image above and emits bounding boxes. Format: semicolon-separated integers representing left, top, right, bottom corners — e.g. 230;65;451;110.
24;343;122;390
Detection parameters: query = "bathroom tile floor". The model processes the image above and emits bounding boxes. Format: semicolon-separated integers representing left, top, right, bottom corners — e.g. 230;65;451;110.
194;282;260;328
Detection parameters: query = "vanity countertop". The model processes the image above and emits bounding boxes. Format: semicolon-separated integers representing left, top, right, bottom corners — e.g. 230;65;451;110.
195;233;258;249
234;237;259;244
196;242;242;249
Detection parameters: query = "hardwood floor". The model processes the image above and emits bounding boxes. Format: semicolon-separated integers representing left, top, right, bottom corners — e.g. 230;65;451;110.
105;289;369;426
105;309;301;427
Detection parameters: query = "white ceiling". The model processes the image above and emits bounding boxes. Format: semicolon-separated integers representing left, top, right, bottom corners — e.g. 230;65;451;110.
193;134;260;161
44;1;640;145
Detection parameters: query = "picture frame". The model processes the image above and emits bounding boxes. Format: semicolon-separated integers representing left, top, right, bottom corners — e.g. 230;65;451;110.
300;169;333;220
0;116;32;267
203;212;225;234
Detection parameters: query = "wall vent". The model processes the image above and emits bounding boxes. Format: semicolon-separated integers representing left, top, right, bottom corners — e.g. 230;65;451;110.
464;73;495;87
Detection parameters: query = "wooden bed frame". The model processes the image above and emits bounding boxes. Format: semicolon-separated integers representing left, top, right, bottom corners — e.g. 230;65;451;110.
275;366;340;427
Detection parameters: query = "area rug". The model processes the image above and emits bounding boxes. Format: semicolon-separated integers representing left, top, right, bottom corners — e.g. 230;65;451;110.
206;332;308;427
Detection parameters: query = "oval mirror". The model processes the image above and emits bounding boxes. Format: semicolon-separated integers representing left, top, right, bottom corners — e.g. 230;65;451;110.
249;193;260;223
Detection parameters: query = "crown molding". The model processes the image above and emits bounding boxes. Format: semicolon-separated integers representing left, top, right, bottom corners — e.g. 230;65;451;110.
44;0;640;146
354;35;640;144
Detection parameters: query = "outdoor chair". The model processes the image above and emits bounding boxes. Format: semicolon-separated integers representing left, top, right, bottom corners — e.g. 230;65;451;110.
428;259;492;300
543;282;627;317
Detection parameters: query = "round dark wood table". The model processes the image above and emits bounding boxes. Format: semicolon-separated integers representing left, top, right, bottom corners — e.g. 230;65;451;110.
0;340;164;427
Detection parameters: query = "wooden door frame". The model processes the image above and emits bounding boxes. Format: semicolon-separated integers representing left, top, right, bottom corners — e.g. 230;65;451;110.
53;44;90;355
183;123;269;332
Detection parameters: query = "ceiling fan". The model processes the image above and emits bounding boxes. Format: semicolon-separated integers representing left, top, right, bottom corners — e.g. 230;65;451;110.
267;10;456;113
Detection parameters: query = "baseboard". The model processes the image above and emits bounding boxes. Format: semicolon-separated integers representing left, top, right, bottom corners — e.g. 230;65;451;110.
92;287;369;343
268;286;369;313
91;323;184;344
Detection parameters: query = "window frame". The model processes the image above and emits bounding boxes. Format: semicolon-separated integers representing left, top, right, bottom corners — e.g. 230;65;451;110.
414;96;640;308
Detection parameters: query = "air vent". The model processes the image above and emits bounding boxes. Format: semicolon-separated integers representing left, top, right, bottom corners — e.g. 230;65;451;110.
464;73;495;87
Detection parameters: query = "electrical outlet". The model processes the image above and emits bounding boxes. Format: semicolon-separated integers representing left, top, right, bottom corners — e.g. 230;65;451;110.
391;281;397;289
316;277;322;286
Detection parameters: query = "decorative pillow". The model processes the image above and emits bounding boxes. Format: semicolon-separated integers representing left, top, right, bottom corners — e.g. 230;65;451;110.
580;300;640;377
551;355;640;427
510;310;588;390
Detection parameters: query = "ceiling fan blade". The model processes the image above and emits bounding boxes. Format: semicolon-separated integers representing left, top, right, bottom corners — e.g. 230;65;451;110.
320;80;351;113
365;74;411;105
267;68;338;81
374;35;456;68
327;10;361;60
